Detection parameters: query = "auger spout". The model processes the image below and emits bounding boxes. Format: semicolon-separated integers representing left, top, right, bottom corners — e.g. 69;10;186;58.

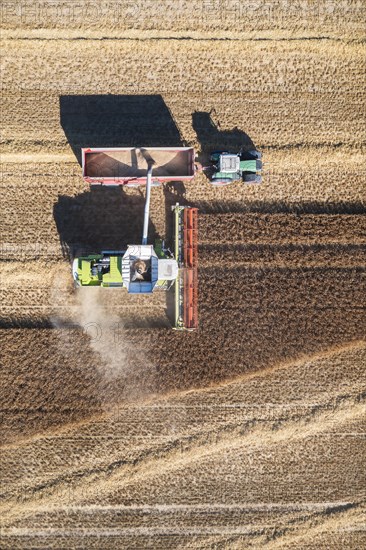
142;163;153;245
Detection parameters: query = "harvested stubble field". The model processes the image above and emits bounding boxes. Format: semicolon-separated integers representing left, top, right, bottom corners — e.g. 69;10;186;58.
1;1;366;548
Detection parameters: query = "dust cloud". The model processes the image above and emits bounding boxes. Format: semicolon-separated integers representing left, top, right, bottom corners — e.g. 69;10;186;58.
49;268;149;384
70;287;129;378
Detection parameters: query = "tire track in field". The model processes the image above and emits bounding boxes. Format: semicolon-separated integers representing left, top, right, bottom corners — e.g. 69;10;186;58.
199;243;366;268
1;395;364;530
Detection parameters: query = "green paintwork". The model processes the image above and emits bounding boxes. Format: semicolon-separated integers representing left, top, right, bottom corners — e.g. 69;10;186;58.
154;239;167;259
212;171;235;181
240;159;257;172
174;205;184;264
78;255;102;286
210;152;222;162
76;254;123;287
209;152;260;184
102;256;122;286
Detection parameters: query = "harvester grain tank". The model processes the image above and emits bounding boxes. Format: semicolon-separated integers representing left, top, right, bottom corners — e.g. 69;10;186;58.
73;146;198;330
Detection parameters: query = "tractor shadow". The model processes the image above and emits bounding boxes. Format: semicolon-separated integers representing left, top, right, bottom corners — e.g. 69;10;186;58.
192;110;257;170
60;94;183;164
53;186;159;259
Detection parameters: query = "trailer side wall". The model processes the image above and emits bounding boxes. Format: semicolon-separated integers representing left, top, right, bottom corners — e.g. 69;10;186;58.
82;147;195;184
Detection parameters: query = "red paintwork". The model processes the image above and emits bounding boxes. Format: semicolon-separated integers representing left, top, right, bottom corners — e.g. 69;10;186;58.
183;208;198;330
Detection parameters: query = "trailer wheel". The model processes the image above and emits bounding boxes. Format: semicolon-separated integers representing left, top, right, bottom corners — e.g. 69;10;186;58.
125;182;141;188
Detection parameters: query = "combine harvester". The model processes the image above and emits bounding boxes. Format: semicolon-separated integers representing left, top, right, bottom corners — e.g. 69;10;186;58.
73;147;198;331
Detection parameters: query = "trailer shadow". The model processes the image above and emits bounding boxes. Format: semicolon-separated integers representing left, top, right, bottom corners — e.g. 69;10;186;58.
60;94;183;165
53;186;159;259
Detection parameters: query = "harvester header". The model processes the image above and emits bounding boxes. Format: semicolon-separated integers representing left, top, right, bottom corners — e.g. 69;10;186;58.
173;205;198;331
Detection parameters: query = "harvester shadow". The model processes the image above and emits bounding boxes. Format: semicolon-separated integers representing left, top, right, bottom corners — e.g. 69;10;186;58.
53;186;159;259
192;110;257;167
60;94;183;165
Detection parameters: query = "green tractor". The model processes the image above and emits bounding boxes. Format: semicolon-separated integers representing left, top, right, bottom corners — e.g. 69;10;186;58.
207;150;262;186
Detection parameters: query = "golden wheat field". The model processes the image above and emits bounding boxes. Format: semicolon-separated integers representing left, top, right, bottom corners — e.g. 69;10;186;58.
1;1;366;548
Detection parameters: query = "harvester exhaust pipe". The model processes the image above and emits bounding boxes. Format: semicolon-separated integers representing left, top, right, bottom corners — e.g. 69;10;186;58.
142;163;153;245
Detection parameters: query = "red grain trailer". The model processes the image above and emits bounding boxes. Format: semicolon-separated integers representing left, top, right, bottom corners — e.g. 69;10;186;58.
82;147;196;186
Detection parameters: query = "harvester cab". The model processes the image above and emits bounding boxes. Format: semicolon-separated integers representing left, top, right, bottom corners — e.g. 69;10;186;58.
208;150;263;186
72;147;198;331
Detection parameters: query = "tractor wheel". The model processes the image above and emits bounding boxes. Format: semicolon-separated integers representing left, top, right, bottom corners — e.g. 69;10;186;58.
247;150;262;160
240;150;262;161
210;151;227;162
243;173;262;184
210;178;233;186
